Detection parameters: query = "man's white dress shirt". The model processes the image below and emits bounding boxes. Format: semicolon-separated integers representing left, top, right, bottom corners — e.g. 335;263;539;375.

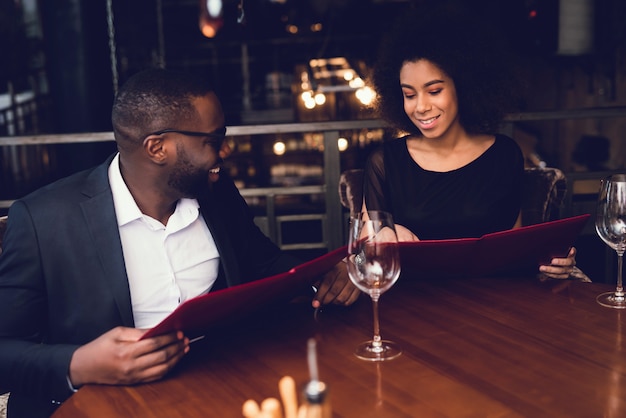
108;154;220;329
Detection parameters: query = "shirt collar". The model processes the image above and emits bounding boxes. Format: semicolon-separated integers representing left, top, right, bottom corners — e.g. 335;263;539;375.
108;153;200;228
109;153;143;227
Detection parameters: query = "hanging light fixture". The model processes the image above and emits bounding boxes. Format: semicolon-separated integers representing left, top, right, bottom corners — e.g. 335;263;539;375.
301;57;376;110
199;0;223;38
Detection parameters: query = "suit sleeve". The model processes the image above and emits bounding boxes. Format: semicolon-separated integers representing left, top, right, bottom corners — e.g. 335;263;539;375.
0;201;78;402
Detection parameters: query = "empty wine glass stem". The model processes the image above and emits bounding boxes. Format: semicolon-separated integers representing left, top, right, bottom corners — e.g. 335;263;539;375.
371;297;383;351
616;253;624;299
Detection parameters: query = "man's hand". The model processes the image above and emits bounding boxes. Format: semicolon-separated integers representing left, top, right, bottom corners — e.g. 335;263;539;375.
312;262;361;307
69;327;189;388
395;224;420;242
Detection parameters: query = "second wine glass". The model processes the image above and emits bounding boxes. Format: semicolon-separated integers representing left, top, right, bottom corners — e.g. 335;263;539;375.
347;210;402;361
595;173;626;309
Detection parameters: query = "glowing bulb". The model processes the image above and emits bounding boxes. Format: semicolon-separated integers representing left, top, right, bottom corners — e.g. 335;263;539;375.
206;0;222;17
301;91;313;101
338;137;349;152
356;86;376;106
201;23;218;38
349;77;365;88
304;98;316;109
314;92;326;105
310;23;323;32
273;141;286;155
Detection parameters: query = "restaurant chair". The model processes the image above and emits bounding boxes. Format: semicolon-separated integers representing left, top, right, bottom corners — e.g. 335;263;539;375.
338;169;364;215
520;167;567;226
0;393;6;418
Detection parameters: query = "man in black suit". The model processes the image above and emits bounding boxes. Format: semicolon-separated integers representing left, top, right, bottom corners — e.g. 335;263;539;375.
0;68;358;417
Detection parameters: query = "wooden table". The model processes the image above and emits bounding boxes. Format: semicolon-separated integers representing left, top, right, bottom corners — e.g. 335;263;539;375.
52;275;625;418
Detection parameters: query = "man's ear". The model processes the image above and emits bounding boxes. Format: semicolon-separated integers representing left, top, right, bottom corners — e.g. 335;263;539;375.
143;135;167;164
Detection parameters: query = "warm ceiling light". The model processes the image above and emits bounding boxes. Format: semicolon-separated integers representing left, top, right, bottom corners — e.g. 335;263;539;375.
356;86;376;106
199;0;223;38
206;0;222;17
200;18;222;38
200;21;219;38
314;92;326;105
286;24;298;34
338;137;349;152
349;77;365;88
273;141;286;155
304;97;316;109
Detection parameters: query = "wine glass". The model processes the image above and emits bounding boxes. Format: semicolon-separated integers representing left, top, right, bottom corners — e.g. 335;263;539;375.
346;210;402;361
595;173;626;309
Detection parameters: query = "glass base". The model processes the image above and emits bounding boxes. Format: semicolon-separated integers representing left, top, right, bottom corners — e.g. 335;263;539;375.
596;291;626;309
354;340;402;362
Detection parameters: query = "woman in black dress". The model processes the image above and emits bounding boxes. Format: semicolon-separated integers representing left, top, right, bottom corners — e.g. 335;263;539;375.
363;5;578;279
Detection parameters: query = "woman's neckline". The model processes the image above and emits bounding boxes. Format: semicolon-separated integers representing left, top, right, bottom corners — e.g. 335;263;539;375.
403;134;498;173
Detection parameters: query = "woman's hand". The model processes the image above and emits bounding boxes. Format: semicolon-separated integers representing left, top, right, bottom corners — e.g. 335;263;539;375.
539;247;577;280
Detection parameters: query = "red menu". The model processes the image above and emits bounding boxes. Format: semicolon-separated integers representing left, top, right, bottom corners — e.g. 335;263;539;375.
398;214;591;278
141;244;347;339
142;214;590;339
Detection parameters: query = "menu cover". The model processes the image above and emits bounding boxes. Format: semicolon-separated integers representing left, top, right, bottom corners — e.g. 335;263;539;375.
398;214;591;278
141;244;347;339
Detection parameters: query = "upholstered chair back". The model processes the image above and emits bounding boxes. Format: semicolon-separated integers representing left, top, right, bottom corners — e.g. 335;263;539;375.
520;167;567;225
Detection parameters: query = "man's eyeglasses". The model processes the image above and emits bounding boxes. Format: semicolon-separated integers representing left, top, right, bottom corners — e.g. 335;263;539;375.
147;127;227;149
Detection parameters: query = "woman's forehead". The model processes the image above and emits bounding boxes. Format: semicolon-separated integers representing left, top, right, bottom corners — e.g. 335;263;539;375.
400;60;450;84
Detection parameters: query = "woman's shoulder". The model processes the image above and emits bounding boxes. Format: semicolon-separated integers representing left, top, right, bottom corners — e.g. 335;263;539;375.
365;135;411;172
381;135;410;154
492;134;523;156
368;135;409;159
487;134;524;172
494;133;520;148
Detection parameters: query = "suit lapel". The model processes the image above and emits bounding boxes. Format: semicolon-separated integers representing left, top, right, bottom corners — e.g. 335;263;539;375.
198;191;241;288
79;158;135;327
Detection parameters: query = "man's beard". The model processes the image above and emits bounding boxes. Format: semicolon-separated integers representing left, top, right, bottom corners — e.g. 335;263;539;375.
168;145;208;197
